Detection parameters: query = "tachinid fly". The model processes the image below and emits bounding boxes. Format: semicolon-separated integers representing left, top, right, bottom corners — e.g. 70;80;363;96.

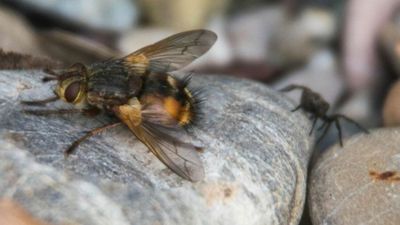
22;30;217;182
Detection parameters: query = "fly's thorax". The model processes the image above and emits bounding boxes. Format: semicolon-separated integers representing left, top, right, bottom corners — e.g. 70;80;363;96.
86;91;129;111
85;61;136;109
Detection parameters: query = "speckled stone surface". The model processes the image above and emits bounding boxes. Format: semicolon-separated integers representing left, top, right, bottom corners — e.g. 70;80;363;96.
0;70;313;225
309;128;400;225
0;144;129;225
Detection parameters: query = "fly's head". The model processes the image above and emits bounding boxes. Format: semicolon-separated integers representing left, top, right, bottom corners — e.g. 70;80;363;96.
53;63;88;106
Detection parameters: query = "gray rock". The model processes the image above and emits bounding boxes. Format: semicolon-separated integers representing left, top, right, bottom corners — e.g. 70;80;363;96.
0;143;130;225
12;0;138;32
0;70;313;225
309;128;400;225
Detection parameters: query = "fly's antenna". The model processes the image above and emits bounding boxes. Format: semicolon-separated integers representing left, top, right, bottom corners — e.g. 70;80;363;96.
42;68;60;82
42;76;58;82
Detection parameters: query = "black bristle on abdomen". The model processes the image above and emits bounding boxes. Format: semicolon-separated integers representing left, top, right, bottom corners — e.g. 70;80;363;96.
188;86;206;127
177;74;206;128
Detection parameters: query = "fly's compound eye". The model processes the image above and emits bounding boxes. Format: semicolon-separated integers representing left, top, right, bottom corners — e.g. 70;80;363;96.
64;81;81;103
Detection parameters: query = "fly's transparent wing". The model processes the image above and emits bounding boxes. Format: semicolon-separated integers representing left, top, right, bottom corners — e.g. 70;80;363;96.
136;123;204;181
113;100;204;181
123;30;217;74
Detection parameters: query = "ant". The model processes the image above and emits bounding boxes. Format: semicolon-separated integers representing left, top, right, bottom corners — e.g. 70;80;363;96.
280;85;369;146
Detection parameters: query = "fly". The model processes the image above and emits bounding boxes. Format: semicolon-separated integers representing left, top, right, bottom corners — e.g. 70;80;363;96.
22;30;217;182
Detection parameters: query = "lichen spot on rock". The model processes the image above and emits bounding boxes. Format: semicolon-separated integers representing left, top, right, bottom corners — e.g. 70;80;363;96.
369;170;400;182
201;182;238;206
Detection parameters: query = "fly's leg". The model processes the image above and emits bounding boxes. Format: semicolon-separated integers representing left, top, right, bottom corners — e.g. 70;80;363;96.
23;108;83;115
64;122;122;157
81;108;101;117
23;107;100;117
21;96;59;106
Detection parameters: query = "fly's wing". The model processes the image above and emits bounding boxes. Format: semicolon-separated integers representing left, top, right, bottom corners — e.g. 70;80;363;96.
113;99;205;182
138;122;204;182
123;30;217;74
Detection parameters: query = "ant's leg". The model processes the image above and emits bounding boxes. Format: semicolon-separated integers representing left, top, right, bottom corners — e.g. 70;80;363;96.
64;122;122;157
21;96;59;106
316;121;332;144
279;84;307;92
317;121;328;131
309;116;318;135
291;104;303;112
337;115;369;134
334;118;343;147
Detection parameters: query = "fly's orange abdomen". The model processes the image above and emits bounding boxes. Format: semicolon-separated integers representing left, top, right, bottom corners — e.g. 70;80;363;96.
139;73;200;127
163;96;193;126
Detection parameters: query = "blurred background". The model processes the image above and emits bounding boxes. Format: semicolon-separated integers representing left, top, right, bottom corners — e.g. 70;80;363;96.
2;1;400;225
1;0;400;150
